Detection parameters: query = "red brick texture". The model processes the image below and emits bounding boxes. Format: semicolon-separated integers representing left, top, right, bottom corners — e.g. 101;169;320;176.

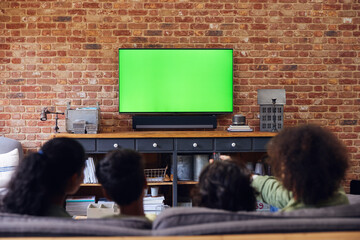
0;0;359;190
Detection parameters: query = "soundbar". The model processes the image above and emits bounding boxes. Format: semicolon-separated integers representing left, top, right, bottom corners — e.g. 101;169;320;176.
132;115;217;129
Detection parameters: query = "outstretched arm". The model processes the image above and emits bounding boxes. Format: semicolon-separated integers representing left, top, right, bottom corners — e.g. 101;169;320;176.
251;175;293;209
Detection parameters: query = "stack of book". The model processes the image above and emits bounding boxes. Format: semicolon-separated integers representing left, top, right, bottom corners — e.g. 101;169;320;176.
227;125;253;132
83;157;98;184
143;195;165;215
66;196;96;216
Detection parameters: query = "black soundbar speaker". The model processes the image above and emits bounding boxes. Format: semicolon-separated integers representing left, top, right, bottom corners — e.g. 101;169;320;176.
132;115;217;129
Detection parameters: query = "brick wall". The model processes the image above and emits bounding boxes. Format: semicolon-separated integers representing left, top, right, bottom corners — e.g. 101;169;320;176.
0;0;359;189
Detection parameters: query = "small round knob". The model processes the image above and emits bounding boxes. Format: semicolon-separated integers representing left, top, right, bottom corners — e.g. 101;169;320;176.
153;143;158;148
113;143;118;148
231;143;236;147
193;143;198;148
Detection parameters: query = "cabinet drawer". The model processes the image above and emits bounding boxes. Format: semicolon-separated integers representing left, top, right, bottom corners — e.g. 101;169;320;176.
76;139;96;153
137;139;173;151
97;139;135;152
253;137;272;151
177;138;213;151
215;138;251;152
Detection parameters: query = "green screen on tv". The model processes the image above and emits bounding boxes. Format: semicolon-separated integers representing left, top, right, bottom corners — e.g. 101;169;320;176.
119;49;233;113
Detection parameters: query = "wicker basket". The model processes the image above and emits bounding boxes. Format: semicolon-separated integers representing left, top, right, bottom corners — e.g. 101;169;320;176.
145;166;167;182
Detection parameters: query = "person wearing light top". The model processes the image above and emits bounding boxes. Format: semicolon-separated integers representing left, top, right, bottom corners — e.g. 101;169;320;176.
252;124;349;211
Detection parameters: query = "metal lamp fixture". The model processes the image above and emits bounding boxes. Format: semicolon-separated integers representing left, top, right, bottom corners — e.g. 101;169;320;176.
40;107;64;133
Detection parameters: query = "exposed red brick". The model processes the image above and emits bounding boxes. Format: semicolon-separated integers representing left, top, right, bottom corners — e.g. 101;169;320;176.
0;1;358;190
6;23;26;29
249;37;268;43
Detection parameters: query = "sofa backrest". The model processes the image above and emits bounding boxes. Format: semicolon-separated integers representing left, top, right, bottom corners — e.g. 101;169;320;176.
0;213;152;237
152;202;360;235
153;217;360;236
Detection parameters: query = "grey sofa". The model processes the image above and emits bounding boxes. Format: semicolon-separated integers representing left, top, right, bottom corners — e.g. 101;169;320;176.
0;137;24;161
0;195;360;237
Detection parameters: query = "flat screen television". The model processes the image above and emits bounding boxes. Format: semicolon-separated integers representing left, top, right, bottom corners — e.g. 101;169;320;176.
118;48;233;114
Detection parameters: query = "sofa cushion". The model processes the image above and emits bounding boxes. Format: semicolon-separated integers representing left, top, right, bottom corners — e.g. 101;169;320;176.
0;213;152;236
153;202;360;230
347;194;360;204
0;148;19;188
0;137;23;161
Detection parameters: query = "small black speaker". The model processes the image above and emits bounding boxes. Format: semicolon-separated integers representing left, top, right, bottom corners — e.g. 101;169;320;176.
350;180;360;195
133;115;217;129
232;114;246;126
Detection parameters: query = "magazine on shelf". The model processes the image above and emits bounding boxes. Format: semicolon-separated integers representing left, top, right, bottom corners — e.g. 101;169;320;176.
66;196;96;216
227;125;253;132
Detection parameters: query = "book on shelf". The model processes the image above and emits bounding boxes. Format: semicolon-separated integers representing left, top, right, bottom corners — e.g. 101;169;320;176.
143;195;165;215
144;204;165;211
83;157;98;184
227;125;253;132
66;196;96;217
143;195;165;204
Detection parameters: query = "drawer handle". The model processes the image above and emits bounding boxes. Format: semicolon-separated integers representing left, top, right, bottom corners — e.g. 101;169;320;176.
113;143;119;148
193;143;198;148
231;143;236;147
153;143;158;148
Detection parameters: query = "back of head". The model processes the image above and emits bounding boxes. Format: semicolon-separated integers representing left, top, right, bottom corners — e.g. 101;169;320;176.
96;149;145;206
193;160;257;212
267;124;349;205
2;137;85;216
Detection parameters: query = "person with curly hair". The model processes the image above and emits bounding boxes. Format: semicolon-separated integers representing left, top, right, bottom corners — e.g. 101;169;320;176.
252;124;349;211
2;138;86;217
192;160;257;212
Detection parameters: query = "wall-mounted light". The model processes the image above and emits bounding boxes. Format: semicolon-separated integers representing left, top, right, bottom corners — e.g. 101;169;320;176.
40;107;64;133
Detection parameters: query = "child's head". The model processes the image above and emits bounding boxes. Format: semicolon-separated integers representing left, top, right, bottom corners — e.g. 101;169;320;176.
3;137;86;216
96;149;146;206
193;160;257;212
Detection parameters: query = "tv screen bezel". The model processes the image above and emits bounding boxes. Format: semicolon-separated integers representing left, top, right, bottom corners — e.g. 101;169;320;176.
118;48;233;115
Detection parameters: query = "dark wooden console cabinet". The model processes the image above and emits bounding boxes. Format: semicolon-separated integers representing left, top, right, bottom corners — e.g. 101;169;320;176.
53;131;276;206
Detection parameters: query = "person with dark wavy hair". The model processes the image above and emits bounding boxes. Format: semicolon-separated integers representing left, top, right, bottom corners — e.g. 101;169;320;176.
192;160;257;212
2;137;86;217
96;149;148;218
252;124;349;211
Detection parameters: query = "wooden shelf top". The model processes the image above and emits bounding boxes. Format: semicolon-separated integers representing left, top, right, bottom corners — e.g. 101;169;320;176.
148;182;173;186
52;131;276;139
81;181;198;187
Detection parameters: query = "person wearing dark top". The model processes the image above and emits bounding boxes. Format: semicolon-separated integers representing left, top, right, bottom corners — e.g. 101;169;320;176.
192;160;257;212
96;149;149;220
2;137;86;217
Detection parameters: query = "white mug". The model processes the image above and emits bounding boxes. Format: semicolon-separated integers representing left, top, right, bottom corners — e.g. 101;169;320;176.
151;186;159;197
246;162;254;173
254;162;264;176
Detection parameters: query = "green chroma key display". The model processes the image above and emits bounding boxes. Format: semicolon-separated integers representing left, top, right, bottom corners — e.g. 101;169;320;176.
119;49;233;113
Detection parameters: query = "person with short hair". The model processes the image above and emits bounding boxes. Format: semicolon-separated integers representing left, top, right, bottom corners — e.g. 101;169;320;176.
96;149;148;218
192;160;257;212
252;124;349;211
2;138;86;217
